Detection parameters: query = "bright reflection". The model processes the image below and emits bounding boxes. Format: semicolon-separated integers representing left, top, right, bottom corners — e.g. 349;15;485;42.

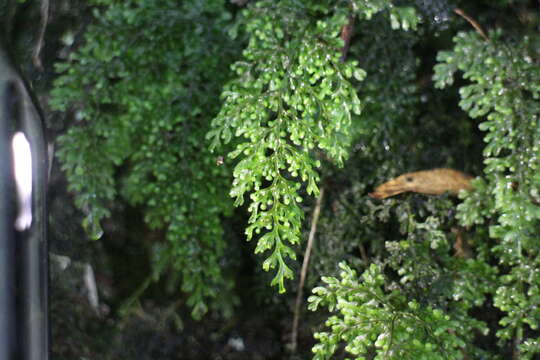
12;132;32;231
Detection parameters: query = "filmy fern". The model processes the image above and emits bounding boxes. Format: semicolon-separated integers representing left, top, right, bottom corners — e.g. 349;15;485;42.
51;0;238;318
208;0;419;292
435;29;540;358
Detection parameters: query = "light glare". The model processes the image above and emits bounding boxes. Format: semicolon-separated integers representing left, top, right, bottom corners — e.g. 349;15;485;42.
12;132;32;231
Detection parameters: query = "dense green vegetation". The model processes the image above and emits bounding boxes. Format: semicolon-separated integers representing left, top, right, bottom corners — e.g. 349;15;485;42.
5;0;540;358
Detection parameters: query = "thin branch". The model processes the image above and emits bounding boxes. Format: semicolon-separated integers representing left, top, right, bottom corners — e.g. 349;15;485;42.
512;324;523;360
335;196;369;264
451;226;471;258
453;8;489;41
290;187;325;353
32;0;50;72
230;0;249;5
340;15;355;62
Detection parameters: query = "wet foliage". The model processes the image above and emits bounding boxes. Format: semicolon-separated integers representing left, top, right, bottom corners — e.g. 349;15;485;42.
50;0;241;318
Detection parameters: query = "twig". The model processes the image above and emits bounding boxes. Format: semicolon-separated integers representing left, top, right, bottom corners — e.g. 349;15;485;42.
453;8;489;41
32;0;50;71
291;187;325;353
451;226;471;258
340;15;355;62
83;263;100;314
513;325;523;360
230;0;249;5
335;196;369;264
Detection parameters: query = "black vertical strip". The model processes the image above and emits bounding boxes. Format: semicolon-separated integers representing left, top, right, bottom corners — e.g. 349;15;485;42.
0;81;17;360
14;81;49;360
1;43;49;360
